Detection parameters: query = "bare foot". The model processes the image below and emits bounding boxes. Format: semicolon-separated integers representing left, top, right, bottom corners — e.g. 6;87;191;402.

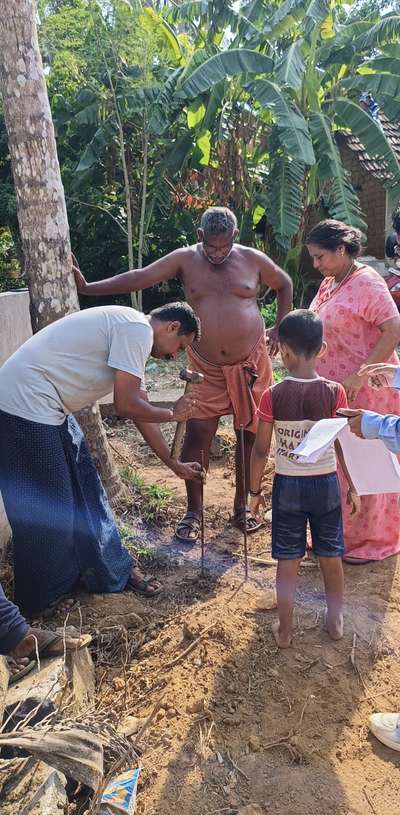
325;611;344;641
42;597;77;619
272;620;292;649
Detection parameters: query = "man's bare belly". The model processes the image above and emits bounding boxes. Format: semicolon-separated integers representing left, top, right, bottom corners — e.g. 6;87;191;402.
190;297;265;365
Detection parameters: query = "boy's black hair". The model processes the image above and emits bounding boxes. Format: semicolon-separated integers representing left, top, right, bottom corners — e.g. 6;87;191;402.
150;301;201;342
278;309;323;359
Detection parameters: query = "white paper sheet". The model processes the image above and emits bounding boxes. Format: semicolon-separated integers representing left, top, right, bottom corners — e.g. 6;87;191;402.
293;419;400;495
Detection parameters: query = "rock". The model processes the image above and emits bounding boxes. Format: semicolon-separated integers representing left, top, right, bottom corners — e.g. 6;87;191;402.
238;806;264;815
223;714;241;726
118;715;147;737
68;647;95;711
6;645;95;714
112;677;125;691
255;590;277;612
248;735;261;752
0;759;67;815
186;699;204;714
182;623;195;641
166;708;177;719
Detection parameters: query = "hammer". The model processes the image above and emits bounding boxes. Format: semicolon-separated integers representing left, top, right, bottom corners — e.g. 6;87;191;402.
170;368;204;459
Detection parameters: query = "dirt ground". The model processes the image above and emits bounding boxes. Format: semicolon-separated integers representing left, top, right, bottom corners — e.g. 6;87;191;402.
57;402;400;815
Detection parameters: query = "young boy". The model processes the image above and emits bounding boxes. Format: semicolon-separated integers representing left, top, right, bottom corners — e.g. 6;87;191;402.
249;310;360;648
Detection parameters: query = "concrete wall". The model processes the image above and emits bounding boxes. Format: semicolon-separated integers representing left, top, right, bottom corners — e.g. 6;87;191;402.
0;290;32;554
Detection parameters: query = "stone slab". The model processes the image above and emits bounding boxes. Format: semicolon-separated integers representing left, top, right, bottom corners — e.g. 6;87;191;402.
0;759;67;815
6;645;95;714
99;387;179;417
0;656;9;724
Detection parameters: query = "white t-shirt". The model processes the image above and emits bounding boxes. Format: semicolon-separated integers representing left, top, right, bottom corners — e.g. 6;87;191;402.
0;306;153;425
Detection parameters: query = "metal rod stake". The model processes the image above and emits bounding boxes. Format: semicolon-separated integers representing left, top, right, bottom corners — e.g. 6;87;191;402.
239;424;249;580
200;449;205;577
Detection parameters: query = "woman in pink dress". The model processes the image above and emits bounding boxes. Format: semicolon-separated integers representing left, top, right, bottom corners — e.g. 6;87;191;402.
307;220;400;563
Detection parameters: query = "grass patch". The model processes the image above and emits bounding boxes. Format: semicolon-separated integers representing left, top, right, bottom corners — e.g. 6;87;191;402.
120;465;176;523
118;521;157;562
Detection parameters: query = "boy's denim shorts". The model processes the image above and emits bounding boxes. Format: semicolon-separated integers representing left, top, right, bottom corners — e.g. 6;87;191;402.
272;472;344;560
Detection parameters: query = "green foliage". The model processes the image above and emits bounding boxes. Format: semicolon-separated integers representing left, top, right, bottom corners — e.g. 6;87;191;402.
263;155;306;250
1;0;400;307
120;465;175;523
261;300;277;327
179;50;274;98
0;228;23;293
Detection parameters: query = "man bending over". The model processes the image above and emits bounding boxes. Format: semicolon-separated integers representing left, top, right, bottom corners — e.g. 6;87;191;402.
75;207;293;541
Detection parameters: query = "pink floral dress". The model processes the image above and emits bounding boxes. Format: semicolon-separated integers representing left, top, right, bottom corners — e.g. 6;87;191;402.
310;264;400;561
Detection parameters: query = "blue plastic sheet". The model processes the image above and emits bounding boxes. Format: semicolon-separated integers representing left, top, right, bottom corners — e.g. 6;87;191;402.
99;768;140;814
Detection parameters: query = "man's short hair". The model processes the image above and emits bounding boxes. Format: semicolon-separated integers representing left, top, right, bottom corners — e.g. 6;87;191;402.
150;302;201;342
200;207;237;236
278;310;323;359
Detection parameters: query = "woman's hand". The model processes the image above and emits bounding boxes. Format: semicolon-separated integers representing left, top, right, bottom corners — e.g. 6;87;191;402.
358;362;398;389
346;488;361;516
342;372;367;402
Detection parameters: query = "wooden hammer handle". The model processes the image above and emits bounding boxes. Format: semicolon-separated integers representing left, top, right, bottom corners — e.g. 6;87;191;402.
170;382;189;459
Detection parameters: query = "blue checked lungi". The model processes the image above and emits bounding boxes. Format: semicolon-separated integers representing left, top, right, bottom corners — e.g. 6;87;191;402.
0;409;132;614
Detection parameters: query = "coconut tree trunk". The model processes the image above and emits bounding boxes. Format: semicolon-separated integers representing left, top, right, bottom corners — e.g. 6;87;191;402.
0;0;124;503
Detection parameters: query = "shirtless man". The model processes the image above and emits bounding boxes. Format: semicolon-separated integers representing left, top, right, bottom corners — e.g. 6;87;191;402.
75;207;293;541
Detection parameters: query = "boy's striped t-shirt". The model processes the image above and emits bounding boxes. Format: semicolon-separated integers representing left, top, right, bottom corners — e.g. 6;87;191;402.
257;376;347;477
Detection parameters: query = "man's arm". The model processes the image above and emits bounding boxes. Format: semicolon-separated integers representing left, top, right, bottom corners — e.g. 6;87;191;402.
339;408;400;455
73;248;187;296
258;253;293;325
334;439;361;515
248;420;273;518
113;372;202;480
113;371;193;423
257;252;293;355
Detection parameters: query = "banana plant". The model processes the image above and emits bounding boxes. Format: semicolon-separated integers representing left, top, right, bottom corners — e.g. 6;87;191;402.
164;0;400;260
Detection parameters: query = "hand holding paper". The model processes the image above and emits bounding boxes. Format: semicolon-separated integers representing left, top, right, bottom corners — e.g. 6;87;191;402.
293;418;400;495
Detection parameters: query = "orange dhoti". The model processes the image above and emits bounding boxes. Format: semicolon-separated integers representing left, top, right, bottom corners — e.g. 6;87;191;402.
186;334;273;434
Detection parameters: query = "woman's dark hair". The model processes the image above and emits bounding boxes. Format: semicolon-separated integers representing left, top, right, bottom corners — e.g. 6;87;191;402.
278;309;323;359
150;302;201;342
305;219;362;257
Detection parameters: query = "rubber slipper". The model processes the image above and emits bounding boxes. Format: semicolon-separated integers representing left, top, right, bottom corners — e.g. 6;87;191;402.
175;512;201;543
7;631;92;685
8;659;36;686
233;507;262;534
126;574;163;597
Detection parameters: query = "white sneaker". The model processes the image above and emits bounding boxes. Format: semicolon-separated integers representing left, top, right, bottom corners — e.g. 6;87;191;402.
369;712;400;751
